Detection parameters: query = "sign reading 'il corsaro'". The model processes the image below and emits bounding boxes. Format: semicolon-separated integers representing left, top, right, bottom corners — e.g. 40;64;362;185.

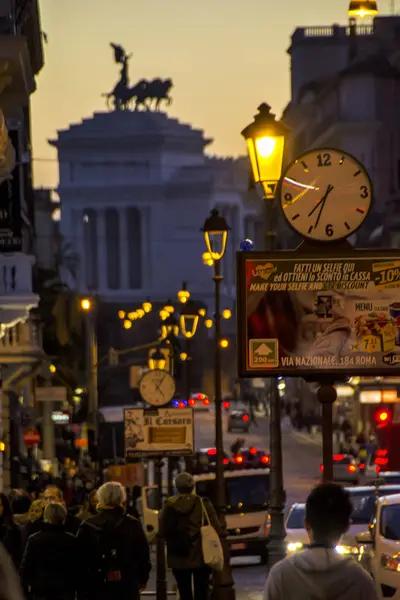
124;407;194;458
237;250;400;378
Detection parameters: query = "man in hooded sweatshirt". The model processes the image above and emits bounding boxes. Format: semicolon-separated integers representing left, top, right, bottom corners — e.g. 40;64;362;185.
264;483;378;600
159;472;221;600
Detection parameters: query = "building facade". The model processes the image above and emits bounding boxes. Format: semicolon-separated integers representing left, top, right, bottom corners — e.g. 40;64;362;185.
0;0;45;490
282;16;400;246
51;110;261;404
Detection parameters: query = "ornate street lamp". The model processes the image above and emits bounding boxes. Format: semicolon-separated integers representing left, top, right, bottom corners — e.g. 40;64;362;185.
348;0;378;17
148;347;166;371
177;281;191;304
201;209;234;600
164;300;174;314
242;105;290;569
241;103;289;199
180;300;199;340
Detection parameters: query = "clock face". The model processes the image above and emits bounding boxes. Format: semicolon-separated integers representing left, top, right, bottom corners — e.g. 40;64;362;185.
139;369;176;407
279;148;373;242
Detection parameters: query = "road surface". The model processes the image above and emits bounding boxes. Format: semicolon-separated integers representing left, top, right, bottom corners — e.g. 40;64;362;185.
146;408;323;598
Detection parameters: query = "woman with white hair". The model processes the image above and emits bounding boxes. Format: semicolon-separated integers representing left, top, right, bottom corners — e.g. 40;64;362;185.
76;481;151;600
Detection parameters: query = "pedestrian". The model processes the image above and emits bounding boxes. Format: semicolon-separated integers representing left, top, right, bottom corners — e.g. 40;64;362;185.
264;483;378;600
76;481;150;600
0;493;23;568
22;500;46;548
20;502;82;600
159;472;221;600
11;494;32;527
77;490;98;521
43;485;81;534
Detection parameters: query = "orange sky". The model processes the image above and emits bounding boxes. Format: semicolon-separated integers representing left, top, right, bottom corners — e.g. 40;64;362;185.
31;0;376;189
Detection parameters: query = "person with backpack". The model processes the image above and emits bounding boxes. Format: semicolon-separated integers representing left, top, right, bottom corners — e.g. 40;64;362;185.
264;483;378;600
76;481;150;600
159;472;222;600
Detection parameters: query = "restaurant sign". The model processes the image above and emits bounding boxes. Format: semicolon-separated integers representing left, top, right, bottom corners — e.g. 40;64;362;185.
124;407;194;458
237;250;400;377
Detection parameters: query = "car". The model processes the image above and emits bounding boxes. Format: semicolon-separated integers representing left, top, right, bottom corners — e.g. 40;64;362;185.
142;468;271;563
232;447;270;469
356;491;400;599
366;472;400;487
193;448;231;473
285;485;400;558
320;453;359;484
227;409;250;433
188;393;211;412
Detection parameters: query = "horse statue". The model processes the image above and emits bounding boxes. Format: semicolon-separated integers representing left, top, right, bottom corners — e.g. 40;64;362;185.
124;78;173;111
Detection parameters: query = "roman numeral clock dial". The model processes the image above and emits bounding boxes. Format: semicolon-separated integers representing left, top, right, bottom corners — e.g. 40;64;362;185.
279;148;373;242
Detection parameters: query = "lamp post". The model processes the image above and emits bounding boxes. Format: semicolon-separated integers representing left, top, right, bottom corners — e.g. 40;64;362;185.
348;0;378;17
180;299;200;401
241;104;290;569
202;209;234;600
80;297;99;449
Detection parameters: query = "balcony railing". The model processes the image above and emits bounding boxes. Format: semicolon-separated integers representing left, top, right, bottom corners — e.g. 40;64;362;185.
0;318;43;360
293;24;374;43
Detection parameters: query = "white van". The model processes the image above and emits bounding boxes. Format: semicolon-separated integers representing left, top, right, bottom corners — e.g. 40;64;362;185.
357;492;400;600
142;468;270;563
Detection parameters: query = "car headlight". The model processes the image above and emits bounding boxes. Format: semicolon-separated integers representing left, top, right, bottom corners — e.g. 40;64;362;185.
287;542;303;552
381;554;400;572
335;545;359;555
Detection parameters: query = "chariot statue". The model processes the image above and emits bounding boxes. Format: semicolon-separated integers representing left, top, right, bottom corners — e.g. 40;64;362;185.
102;43;173;112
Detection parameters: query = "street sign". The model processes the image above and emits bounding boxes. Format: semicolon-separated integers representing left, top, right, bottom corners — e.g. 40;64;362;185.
51;411;70;424
237;249;400;377
124;407;194;458
23;428;40;446
36;386;67;403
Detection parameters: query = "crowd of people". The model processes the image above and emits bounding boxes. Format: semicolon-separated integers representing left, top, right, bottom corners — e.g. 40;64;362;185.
0;473;381;600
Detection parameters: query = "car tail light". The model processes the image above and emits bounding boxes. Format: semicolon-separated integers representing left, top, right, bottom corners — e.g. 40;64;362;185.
242;414;249;422
375;457;388;466
376;449;388;457
207;448;217;456
264;513;271;536
348;465;357;473
359;463;365;470
320;465;324;472
249;447;257;455
188;398;196;406
234;455;244;464
223;401;230;409
223;458;229;465
178;401;185;408
333;454;344;461
261;455;270;465
376;465;381;473
203;399;210;406
195;393;206;400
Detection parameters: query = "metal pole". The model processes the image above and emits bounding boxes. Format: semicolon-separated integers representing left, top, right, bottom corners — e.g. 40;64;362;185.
265;195;286;569
86;310;98;445
184;339;194;474
212;259;235;600
318;384;337;483
155;458;167;600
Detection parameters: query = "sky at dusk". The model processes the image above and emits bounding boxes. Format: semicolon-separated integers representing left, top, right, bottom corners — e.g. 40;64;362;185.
30;0;385;189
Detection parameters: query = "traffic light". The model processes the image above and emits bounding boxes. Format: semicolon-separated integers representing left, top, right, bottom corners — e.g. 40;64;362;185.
375;407;392;428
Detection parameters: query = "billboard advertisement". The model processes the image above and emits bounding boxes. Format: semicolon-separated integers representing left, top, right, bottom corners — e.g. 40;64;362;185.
237;250;400;377
124;407;194;458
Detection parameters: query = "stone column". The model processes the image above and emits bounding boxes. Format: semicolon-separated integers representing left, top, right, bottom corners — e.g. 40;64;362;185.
119;207;129;290
97;209;107;291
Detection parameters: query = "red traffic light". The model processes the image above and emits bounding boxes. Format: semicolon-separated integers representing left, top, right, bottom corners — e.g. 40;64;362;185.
223;401;230;409
375;408;391;427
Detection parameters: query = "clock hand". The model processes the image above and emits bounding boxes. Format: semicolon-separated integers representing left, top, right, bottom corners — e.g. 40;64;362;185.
308;184;334;218
314;184;334;229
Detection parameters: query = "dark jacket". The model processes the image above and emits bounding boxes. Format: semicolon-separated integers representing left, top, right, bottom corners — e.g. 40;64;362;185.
19;523;82;599
0;522;22;569
22;520;43;549
159;494;221;570
76;506;151;600
65;511;81;535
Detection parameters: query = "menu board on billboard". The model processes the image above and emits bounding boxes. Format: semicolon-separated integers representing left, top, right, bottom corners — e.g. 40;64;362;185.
237;250;400;377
